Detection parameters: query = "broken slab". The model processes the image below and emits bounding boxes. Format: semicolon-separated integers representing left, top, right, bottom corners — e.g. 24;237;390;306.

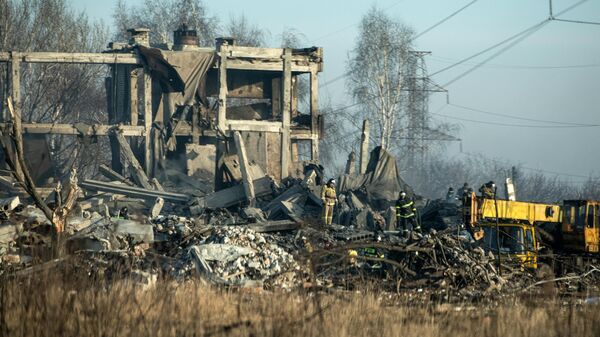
114;220;154;244
241;207;267;222
267;200;304;222
149;197;165;219
81;180;190;203
194;176;274;210
0;196;20;212
248;220;299;233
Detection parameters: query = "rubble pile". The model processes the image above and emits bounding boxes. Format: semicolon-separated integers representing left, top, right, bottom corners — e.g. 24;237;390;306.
2;146;600;300
389;230;513;293
186;227;299;288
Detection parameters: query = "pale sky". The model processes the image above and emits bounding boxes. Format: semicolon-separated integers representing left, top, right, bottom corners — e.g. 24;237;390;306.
70;0;600;183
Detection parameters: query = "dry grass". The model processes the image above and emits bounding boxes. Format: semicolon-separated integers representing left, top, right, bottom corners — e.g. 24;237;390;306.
1;270;600;337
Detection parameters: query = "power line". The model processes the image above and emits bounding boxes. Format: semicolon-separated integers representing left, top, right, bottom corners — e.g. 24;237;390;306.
443;21;550;86
432;111;600;128
319;0;480;88
412;0;480;40
553;18;600;25
430;0;592;78
429;56;600;70
448;103;600;126
430;20;549;77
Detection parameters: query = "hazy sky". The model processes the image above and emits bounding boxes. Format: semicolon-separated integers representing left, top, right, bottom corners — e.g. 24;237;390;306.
69;0;600;183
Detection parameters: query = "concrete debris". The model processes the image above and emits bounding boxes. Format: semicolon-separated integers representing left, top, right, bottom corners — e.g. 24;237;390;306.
0;196;20;213
2;157;600;301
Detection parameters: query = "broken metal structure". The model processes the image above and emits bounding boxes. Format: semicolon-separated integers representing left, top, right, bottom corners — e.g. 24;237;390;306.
0;27;323;195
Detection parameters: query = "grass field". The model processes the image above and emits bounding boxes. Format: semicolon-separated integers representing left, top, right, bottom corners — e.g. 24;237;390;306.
2;270;600;337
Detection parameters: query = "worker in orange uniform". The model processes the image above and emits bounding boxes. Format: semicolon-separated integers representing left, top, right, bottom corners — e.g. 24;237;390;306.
321;179;337;225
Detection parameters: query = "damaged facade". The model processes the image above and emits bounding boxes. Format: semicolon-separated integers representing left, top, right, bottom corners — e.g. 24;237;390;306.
0;26;323;194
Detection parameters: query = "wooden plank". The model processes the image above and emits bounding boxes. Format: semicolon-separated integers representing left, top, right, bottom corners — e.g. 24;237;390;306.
0;123;146;136
217;45;228;133
0;52;139;64
310;69;319;160
9;52;23;180
233;131;255;206
114;131;153;190
98;164;133;185
143;71;152;176
240;132;267;173
271;77;281;118
281;49;292;179
226;120;282;133
228;46;283;59
359;120;370;174
266;130;281;181
225;59;313;73
130;68;139;126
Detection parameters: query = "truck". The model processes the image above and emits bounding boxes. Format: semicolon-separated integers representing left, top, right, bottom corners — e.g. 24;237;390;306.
463;192;600;274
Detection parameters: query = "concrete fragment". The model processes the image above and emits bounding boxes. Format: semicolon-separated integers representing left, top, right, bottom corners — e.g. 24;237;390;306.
0;196;20;212
192;244;255;263
114;220;154;244
241;207;266;222
0;224;21;246
150;197;164;218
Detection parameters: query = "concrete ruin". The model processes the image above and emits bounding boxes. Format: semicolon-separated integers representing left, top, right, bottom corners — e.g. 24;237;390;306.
0;26;324;195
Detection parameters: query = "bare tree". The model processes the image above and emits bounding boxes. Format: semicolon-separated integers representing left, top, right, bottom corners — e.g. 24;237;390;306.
346;6;413;150
0;0;110;180
225;14;269;47
113;0;219;46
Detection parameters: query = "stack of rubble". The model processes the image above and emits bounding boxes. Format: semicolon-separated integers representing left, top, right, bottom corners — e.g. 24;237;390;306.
5;145;599;298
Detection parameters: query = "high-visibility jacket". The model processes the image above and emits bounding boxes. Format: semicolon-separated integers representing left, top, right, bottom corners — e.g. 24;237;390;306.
479;185;494;198
321;185;337;206
396;197;415;218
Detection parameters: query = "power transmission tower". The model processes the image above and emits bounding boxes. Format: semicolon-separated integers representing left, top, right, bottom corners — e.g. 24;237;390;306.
403;51;451;182
405;51;431;171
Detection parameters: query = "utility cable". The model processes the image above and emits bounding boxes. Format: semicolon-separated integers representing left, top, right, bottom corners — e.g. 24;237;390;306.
430;20;549;77
429;56;600;70
432;111;599;128
319;0;481;88
553;18;600;25
413;0;479;40
442;20;550;86
431;0;592;77
449;103;599;126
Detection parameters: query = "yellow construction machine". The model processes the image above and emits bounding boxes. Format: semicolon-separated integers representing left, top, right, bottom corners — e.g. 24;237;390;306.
463;193;600;271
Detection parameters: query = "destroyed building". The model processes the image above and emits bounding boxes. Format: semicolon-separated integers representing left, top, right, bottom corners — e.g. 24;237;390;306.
0;26;324;196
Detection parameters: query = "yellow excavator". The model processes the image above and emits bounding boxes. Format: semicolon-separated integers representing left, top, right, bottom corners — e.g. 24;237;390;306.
463;193;600;272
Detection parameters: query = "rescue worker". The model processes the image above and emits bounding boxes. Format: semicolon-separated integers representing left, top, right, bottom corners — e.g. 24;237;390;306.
479;181;495;199
396;191;420;237
320;179;337;225
458;183;470;199
445;187;456;202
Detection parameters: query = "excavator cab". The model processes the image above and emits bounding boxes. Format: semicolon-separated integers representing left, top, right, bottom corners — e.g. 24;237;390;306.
481;224;538;269
561;200;600;253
